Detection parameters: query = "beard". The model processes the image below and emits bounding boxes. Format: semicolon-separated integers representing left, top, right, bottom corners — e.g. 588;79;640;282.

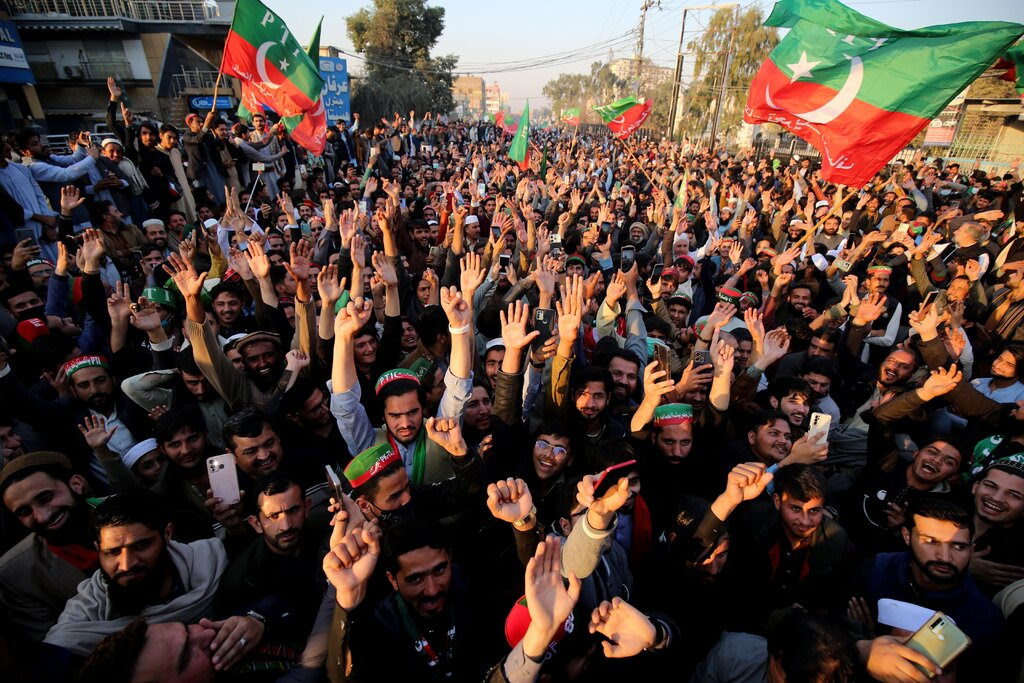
912;552;962;586
103;548;170;614
86;391;114;412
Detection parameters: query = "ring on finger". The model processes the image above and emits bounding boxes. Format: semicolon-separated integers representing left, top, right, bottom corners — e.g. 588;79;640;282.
238;637;247;647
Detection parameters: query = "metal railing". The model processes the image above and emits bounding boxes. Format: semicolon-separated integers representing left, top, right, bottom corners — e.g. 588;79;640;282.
171;69;232;98
5;0;229;22
26;58;135;80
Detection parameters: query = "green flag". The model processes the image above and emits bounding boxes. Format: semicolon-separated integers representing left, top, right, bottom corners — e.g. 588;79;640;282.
592;97;653;139
539;142;548;178
508;100;530;168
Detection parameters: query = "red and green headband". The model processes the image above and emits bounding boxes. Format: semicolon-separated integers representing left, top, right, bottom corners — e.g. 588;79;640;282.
344;443;402;488
375;369;421;395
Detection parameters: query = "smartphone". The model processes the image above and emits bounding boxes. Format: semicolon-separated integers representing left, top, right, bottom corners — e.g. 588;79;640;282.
922;289;939;310
651;262;664;283
654;343;670;379
939;243;958;263
807;412;831;444
252;162;266;172
906;612;971;673
693;349;711;367
477;182;487;196
499;253;511;273
289;226;302;243
620;245;636;272
14;227;37;247
207;454;240;505
834;259;852;273
325;465;345;503
531;308;555;352
600;221;612;241
949;199;960;209
550;232;562;253
593;460;638;498
429;246;444;263
131;249;143;265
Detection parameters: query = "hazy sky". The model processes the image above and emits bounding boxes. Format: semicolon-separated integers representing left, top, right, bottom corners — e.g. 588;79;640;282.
262;0;1023;108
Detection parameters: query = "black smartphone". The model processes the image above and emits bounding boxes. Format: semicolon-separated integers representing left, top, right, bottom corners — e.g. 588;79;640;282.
651;262;664;283
14;227;37;247
491;226;501;240
499;253;511;273
600;221;612;242
654;343;670;379
289;226;302;243
325;465;346;502
620;245;636;272
693;349;711;367
531;308;555;352
593;460;637;498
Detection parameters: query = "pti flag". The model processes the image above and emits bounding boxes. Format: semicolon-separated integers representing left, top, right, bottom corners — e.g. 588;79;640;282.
561;107;581;126
282;18;328;155
996;44;1024;95
593;97;653;139
743;0;1023;187
508;101;530;170
220;0;324;118
237;82;265;121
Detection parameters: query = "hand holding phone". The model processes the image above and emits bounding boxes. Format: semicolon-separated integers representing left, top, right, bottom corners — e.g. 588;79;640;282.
620;245;636;272
207;455;240;505
592;460;638;499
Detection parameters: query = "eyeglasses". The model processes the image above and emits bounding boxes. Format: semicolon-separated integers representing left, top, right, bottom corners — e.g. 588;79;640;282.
535;440;568;459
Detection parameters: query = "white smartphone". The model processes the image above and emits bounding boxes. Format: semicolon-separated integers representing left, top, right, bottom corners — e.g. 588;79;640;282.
477;182;486;196
807;412;831;444
207;454;240;505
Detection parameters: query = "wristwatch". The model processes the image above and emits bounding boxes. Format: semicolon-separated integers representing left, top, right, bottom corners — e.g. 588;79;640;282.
513;505;537;529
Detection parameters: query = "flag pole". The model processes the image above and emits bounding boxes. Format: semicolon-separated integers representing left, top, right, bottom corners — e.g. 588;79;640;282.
618;137;658;190
243;170;263;215
792;188;847;249
209;71;224;116
568;125;578;159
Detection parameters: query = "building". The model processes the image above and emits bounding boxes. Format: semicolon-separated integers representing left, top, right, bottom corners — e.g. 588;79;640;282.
6;0;238;134
499;91;509;113
610;57;672;91
452;75;485;118
485;82;501;115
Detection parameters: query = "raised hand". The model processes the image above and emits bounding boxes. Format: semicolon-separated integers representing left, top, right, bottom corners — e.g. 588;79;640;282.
129;298;163;332
555;274;586;347
712;338;735;376
919;364;963;400
459;251;486;301
440;285;472;329
370;251;398;288
242;239;271;280
719;462;774;509
285;237;313;282
486;477;534;524
588;598;658;659
77;415;115;450
106;280;131;324
642;360;676;402
760;327;791;365
424;416;468;456
285;349;310;373
500;300;539;352
604;271;627;308
853;292;886;326
60;185;85;216
786;433;829;466
79;228;106;273
316;264;347;307
522;536;581;659
334;297;374;340
166;252;207;298
323;523;381;610
576;473;630;519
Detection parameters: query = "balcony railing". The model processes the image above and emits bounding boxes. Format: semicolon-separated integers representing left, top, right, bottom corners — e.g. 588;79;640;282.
5;0;231;23
171;69;233;97
27;58;137;81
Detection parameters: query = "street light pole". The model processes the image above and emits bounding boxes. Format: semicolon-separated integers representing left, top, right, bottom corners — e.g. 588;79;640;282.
708;6;737;151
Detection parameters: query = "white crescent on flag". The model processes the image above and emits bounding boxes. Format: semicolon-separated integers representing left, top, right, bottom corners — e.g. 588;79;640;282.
255;42;281;90
765;55;863;124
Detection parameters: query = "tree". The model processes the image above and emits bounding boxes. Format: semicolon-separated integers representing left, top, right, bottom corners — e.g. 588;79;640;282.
647;79;676;138
346;0;456;118
542;61;626;125
681;6;778;142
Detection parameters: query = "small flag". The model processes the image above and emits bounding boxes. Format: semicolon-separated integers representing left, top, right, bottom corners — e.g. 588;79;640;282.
509;101;530;170
592;97;653;139
494;111;505;132
561;107;581;126
743;0;1024;187
539;142;548;178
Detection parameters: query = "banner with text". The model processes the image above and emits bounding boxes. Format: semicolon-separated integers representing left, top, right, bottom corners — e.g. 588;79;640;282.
0;21;34;85
318;57;351;123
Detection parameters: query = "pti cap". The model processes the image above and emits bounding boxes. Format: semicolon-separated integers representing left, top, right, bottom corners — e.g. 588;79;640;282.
61;355;109;379
375;369;421;396
653;403;694;427
344;443;402;488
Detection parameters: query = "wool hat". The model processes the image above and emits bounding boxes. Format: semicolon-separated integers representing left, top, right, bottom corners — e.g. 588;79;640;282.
123;438;158;470
234;331;281;355
61;355;109;379
375;369;421;395
142;218;165;229
343;443;402;488
0;451;73;494
653;403;694;428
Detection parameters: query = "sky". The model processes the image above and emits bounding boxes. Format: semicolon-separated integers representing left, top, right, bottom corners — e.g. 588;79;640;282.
262;0;1023;109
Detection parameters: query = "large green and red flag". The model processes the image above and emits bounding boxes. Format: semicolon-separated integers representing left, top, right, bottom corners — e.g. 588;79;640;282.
593;97;653;139
508;101;530;170
561;107;581;126
282;18;328;155
743;0;1023;187
996;44;1024;95
220;0;324;118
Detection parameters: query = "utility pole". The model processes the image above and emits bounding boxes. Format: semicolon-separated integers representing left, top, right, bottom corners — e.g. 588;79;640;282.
668;4;738;140
635;0;659;97
708;6;737;151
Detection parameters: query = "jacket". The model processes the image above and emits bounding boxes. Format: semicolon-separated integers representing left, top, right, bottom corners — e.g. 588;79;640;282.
0;533;89;641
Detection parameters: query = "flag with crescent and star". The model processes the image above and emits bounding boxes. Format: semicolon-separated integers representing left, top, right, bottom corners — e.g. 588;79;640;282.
743;0;1023;187
593;97;653;139
282;17;328;155
508;101;531;171
220;0;324;119
561;107;581;126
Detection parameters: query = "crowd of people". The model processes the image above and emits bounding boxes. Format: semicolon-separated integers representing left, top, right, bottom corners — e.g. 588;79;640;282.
0;77;1022;683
